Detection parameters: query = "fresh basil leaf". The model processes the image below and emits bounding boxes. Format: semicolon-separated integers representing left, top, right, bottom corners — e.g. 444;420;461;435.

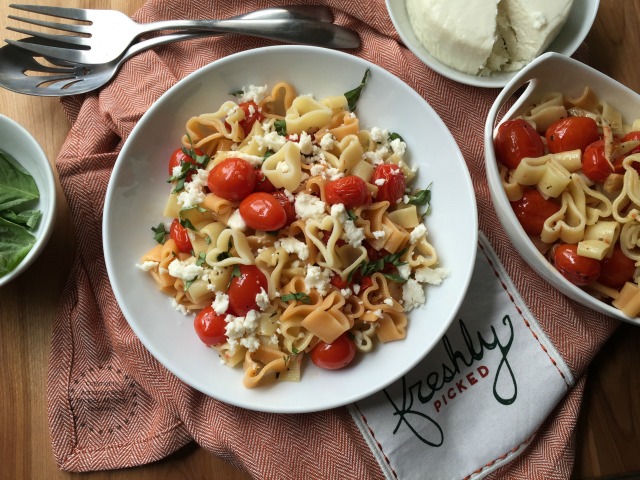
383;273;407;284
280;292;312;304
151;223;167;244
344;68;371;112
0;216;36;278
0;150;39;212
229;89;244;97
389;132;405;142
274;120;287;136
408;186;432;208
196;252;207;267
347;209;358;221
263;150;275;160
292;347;299;354
184;279;195;291
179;218;196;231
0;209;41;230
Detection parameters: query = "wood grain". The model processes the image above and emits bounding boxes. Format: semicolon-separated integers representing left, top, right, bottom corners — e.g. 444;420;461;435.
0;1;638;479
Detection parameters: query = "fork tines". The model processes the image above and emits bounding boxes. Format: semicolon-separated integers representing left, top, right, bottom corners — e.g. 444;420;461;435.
9;4;92;21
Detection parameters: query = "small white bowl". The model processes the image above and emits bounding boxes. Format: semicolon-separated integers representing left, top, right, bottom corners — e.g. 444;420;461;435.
0;114;56;287
485;52;640;325
386;0;599;88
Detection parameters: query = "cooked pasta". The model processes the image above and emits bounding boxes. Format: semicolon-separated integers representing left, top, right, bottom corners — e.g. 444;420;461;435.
495;86;640;316
138;75;448;387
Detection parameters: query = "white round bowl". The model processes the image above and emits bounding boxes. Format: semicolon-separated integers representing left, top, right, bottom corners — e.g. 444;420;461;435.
104;45;478;412
386;0;599;88
0;114;56;287
485;52;640;325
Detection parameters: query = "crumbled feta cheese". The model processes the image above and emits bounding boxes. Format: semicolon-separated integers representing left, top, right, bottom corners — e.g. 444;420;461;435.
254;131;287;152
227;209;247;231
370;127;389;143
170;298;189;315
304;265;332;295
172;165;182;177
403;195;410;204
340;288;352;299
320;133;336;151
232;152;264;167
353;284;361;295
402;278;426;311
237;84;268;104
415;267;450;285
372;230;386;239
224;310;261;354
275;237;310;261
282;189;295;202
276;161;290;175
168;258;203;281
136;260;159;271
375;178;386;186
295;192;326;222
330;203;365;247
409;224;427;244
177;168;208;208
372;309;383;318
383;298;394;306
397;263;411;280
298;131;314;155
211;291;230;315
270;334;279;345
255;288;271;311
390;138;406;156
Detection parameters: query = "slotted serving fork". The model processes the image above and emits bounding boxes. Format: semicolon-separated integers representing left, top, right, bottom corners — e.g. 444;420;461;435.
5;4;360;65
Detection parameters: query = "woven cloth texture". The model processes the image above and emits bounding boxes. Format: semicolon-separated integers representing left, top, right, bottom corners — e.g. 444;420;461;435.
47;0;617;478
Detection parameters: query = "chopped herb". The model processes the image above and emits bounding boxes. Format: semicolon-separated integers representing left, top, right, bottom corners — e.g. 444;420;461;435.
179;217;196;231
205;236;212;245
280;292;312;304
382;272;407;284
227;264;242;289
292;347;299;354
348;248;408;283
263;150;275;160
196;252;207;267
229;89;244;97
389;132;405;142
274;120;287;136
408;184;432;214
347;209;358;221
344;68;370;111
184;278;195;291
151;223;168;244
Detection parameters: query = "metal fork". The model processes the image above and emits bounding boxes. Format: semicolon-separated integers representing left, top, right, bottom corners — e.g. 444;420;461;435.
5;4;360;65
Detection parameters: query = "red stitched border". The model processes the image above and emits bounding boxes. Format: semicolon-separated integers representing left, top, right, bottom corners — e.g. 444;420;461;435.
462;433;537;480
353;403;399;480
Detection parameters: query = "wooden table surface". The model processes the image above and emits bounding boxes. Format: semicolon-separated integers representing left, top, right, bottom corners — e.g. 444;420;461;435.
1;1;639;479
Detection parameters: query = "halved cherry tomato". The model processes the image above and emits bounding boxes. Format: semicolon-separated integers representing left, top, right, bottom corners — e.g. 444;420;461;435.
582;139;614;182
510;188;561;236
359;276;373;291
494;118;545;169
254;169;276;193
194;306;227;346
330;274;349;290
325;175;370;208
228;265;268;316
239;192;287;231
599;245;636;289
553;244;601;286
170;218;192;253
238;101;264;137
168;147;202;180
545;116;600;154
371;164;406;203
271;190;296;226
207;157;257;202
310;333;356;370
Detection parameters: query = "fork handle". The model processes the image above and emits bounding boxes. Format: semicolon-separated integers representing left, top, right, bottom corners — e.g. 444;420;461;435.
136;18;360;49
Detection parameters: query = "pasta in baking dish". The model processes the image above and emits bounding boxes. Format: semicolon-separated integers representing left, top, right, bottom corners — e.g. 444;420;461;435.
137;73;448;387
495;86;640;317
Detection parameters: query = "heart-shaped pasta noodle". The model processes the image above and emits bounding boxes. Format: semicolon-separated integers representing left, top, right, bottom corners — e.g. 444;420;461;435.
284;95;333;134
261;141;303;191
205;228;255;268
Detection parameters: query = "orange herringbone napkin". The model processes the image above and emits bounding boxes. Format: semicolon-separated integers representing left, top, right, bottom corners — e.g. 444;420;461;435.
48;0;617;478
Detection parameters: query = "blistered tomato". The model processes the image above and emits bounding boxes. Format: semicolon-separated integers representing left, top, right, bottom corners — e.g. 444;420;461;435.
207;157;257;202
371;164;405;204
494;118;545;169
271;190;296;226
238;101;264;137
228;265;268;316
599;245;636;289
325;175;370;208
239;192;288;231
254;169;276;193
545;116;600;154
553;244;601;286
168;147;202;180
194;306;227;346
510;188;561;236
170;218;192;253
310;333;356;370
582;139;614;182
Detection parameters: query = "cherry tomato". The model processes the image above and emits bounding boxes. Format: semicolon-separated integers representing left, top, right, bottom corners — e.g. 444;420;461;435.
310;333;356;370
239;192;288;232
545;116;600;154
599;245;636;289
359;276;373;291
194;306;227;346
510;188;561;236
330;274;349;290
228;265;268;316
371;164;406;204
325;175;370;208
582;139;614;182
553;244;601;286
271;190;296;226
622;131;640;155
207;157;257;202
170;218;192;253
494;118;545;169
238;101;264;137
168;147;202;180
254;169;276;193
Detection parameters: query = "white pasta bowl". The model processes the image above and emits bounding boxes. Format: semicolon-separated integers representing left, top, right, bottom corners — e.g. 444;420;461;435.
0;114;56;287
386;0;598;88
485;52;640;325
104;45;477;412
